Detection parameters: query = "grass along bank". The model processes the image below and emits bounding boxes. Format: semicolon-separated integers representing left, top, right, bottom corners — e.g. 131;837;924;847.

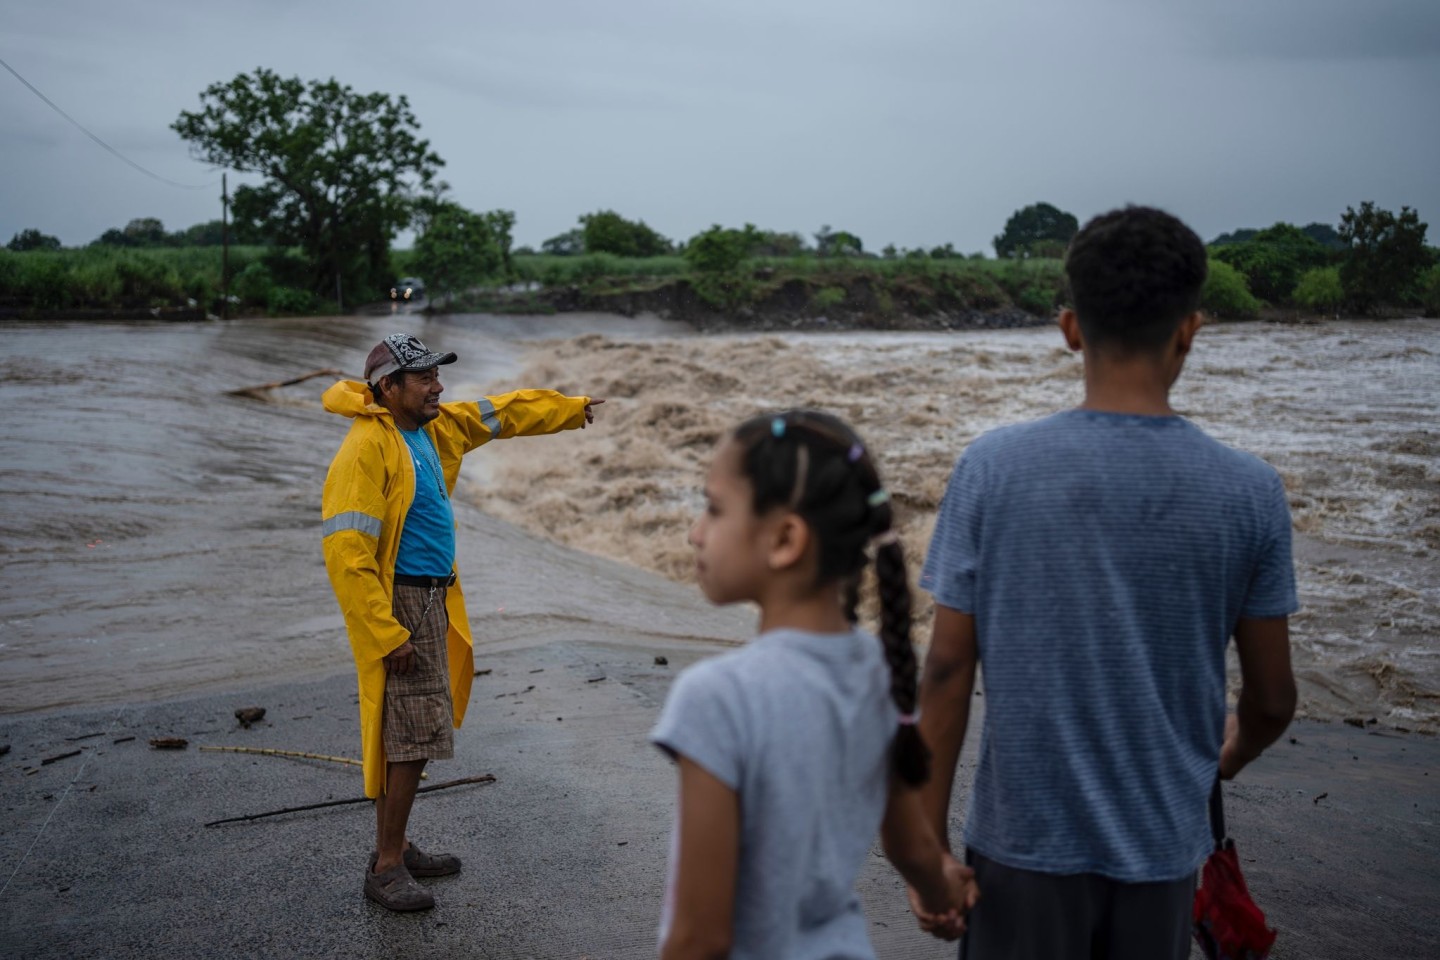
0;245;338;318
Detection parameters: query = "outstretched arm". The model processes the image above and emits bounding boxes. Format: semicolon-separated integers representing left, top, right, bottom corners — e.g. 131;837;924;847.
441;390;605;454
1220;616;1296;779
661;756;739;960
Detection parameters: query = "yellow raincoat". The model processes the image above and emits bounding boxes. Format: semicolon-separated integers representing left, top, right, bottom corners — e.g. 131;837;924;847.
321;379;591;797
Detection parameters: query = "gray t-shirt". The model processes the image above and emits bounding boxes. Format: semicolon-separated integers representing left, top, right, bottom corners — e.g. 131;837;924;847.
921;409;1297;882
650;628;897;960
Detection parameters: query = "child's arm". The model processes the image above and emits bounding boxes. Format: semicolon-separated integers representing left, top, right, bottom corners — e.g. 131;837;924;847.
660;756;740;960
916;605;979;846
1220;616;1296;779
881;781;978;940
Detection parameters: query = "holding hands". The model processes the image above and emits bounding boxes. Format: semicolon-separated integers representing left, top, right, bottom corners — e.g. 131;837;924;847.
907;854;981;941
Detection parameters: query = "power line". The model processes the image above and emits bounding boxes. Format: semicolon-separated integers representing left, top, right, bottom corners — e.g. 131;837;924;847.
0;54;220;190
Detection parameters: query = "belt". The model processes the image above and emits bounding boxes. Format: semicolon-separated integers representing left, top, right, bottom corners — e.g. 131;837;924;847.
394;573;456;588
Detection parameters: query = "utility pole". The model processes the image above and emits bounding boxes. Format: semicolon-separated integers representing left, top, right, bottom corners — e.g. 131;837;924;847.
221;172;230;321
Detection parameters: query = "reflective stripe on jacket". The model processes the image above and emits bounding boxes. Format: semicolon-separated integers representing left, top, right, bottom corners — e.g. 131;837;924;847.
320;378;590;797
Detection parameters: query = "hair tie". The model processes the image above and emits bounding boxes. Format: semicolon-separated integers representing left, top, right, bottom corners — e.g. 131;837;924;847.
771;417;786;438
867;489;891;507
871;529;899;548
898;710;921;727
847;443;864;463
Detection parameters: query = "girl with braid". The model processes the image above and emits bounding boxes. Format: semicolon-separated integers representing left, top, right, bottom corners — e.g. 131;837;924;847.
650;410;978;960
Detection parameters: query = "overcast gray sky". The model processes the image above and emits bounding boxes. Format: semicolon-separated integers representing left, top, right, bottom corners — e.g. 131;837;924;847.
4;0;1437;253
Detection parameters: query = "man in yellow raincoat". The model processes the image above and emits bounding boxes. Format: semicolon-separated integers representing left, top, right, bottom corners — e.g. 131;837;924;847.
322;332;602;911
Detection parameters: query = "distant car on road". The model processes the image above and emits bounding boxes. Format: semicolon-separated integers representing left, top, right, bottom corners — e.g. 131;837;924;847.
390;277;425;302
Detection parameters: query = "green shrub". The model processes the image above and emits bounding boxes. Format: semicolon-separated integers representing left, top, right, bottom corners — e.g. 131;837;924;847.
684;225;756;275
267;285;317;315
1420;264;1440;317
0;250;20;295
573;253;621;285
113;254;184;304
812;286;846;309
232;261;274;306
1210;224;1329;304
1014;282;1058;316
11;254;72;309
1292;266;1344;313
1201;259;1260;319
70;261;122;305
185;275;215;307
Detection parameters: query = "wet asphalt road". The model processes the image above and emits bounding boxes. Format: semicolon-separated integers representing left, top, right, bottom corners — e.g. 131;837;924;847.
2;547;1436;960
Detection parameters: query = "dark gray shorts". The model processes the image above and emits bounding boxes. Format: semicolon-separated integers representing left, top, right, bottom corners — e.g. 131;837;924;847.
959;850;1195;960
382;583;454;763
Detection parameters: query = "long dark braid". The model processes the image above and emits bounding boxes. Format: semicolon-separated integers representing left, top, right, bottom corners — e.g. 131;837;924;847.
731;410;930;786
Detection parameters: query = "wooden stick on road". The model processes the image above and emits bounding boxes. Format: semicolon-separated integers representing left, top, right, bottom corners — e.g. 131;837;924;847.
199;745;427;779
203;774;496;828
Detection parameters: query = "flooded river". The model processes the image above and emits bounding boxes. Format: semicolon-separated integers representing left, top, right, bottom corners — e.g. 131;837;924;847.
1;314;1436;729
0;312;689;715
479;318;1440;730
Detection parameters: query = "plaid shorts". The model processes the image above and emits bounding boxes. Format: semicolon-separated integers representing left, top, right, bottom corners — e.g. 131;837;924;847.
382;582;455;763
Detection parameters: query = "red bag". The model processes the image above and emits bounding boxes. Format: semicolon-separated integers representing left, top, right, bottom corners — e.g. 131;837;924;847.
1192;782;1277;960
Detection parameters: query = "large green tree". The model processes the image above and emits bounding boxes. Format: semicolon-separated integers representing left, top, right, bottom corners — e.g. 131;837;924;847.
684;224;760;274
172;68;443;306
1338;202;1430;312
1210;222;1331;303
813;224;863;257
579;210;671;257
412;202;514;303
994;202;1078;259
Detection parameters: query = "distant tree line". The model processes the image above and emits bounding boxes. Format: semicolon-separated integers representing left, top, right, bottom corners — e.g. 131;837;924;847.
6;64;1435;319
5;217;265;252
1201;204;1435;316
11;197;1436;320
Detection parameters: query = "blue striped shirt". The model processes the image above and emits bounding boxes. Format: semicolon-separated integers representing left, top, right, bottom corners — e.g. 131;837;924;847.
920;410;1297;881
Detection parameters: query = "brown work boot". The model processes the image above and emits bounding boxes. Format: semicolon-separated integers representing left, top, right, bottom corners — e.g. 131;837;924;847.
364;861;435;911
404;843;462;878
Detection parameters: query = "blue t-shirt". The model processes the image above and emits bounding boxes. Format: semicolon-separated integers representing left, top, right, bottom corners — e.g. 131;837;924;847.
920;409;1297;882
651;629;896;960
395;427;455;577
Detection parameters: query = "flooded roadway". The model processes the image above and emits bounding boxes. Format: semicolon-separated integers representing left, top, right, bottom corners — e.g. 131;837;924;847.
0;312;708;714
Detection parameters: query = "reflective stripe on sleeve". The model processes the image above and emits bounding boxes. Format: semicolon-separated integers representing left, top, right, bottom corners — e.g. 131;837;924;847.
322;511;382;539
478;397;502;437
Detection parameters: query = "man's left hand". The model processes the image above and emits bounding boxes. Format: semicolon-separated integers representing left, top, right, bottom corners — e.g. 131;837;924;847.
383;640;417;675
583;397;605;427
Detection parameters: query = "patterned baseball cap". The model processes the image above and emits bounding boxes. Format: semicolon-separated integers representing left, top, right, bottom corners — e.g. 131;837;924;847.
364;333;458;382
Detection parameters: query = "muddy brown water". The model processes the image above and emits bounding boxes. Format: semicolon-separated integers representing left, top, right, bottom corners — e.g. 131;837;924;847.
1;314;1436;730
477;318;1440;731
0;312;684;714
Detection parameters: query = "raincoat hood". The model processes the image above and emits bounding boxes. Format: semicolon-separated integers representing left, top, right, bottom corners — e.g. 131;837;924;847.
322;379;386;420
